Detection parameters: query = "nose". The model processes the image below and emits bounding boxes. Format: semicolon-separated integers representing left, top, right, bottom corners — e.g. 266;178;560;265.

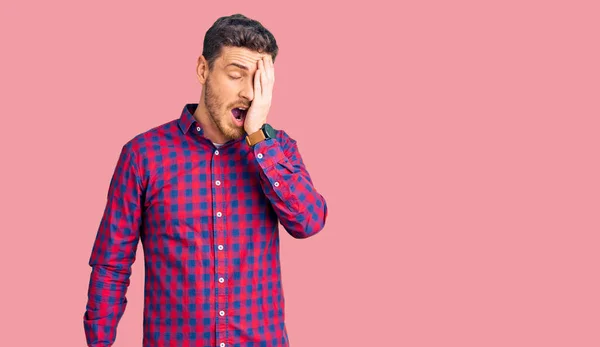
239;76;254;102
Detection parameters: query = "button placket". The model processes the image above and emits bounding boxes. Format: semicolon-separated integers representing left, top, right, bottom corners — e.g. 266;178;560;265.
212;146;228;341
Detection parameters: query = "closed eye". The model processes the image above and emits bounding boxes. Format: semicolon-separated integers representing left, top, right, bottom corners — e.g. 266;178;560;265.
229;76;242;80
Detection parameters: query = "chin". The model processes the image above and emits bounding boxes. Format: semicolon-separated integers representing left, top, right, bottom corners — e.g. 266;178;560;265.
223;126;245;141
231;130;246;140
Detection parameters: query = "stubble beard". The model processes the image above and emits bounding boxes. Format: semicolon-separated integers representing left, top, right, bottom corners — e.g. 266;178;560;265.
204;74;245;141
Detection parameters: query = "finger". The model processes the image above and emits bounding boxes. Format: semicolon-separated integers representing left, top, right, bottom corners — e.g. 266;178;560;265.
270;57;275;81
264;57;273;87
254;59;262;97
261;57;270;82
269;56;274;82
259;59;268;92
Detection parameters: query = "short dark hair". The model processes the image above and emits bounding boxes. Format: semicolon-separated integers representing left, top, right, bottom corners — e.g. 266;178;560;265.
202;14;279;71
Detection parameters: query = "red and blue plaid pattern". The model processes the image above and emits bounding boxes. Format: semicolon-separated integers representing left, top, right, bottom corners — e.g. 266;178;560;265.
83;104;328;347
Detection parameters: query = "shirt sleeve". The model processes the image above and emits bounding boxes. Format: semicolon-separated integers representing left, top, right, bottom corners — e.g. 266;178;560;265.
252;129;328;238
83;143;143;346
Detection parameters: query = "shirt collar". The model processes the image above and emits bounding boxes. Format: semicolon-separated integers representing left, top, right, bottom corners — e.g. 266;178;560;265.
177;103;245;147
178;103;200;134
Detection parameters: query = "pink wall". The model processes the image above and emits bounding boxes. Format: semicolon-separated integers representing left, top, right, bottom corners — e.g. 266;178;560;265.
1;1;599;346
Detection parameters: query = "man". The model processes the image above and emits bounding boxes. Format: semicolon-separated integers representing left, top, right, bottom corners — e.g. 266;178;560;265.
83;14;328;347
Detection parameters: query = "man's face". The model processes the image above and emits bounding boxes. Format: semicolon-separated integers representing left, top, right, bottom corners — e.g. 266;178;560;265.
202;46;270;141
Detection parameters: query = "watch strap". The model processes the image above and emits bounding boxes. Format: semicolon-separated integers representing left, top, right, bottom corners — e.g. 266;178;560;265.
245;127;267;146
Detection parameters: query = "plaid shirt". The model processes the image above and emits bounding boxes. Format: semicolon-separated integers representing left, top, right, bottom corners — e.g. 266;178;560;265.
83;104;328;347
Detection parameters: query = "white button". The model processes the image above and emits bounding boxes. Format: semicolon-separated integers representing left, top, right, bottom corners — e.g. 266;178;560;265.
215;150;219;155
215;180;221;186
220;343;225;347
218;245;223;250
217;211;222;217
219;310;225;316
274;181;280;187
219;277;224;283
196;126;201;132
257;153;263;159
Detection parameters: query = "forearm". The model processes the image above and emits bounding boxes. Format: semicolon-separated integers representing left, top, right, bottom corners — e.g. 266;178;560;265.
84;263;133;346
253;133;328;238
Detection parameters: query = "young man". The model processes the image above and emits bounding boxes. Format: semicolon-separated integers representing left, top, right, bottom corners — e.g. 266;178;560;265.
83;13;328;347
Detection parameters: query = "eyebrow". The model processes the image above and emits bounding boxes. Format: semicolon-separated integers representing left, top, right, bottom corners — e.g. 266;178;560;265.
226;62;250;71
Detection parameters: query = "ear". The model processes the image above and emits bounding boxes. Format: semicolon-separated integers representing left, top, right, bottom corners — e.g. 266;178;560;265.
196;55;209;84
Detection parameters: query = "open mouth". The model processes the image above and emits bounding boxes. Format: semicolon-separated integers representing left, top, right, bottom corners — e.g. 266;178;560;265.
231;107;247;125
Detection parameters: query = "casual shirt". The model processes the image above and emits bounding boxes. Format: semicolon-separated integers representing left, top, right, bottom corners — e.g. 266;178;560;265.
83;103;328;347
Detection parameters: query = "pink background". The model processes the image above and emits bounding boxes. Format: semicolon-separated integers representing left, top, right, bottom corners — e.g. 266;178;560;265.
1;1;599;346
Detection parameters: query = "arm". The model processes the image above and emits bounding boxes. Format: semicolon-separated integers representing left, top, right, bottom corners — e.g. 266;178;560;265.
253;130;328;238
83;143;143;346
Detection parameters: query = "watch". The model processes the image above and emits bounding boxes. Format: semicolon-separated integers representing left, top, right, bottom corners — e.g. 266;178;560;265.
245;123;276;146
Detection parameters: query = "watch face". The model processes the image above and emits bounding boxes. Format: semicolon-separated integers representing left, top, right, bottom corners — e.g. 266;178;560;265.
263;123;276;139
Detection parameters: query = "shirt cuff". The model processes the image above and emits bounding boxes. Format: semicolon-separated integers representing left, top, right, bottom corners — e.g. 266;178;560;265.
253;138;287;169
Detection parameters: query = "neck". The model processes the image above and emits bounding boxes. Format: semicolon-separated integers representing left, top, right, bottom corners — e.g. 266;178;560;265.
193;96;228;144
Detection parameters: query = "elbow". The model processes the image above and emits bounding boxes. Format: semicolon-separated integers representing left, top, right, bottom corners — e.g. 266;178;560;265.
287;199;328;239
289;224;324;239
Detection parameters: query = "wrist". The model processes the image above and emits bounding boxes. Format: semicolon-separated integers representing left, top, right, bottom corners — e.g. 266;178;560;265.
245;124;263;135
245;123;276;147
245;128;260;135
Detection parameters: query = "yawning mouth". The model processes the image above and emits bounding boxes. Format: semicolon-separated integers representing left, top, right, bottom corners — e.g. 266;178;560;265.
231;107;248;125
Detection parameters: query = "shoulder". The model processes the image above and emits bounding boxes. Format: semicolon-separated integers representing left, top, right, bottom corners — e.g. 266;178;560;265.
122;119;179;156
111;119;180;176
